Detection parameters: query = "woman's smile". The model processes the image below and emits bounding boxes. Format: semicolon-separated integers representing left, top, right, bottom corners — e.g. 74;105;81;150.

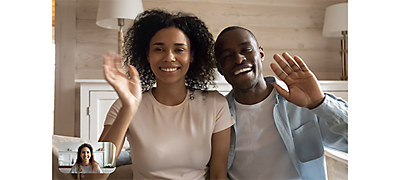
148;27;192;85
160;67;180;72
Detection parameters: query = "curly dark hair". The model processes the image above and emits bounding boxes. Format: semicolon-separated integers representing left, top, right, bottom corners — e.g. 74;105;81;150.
123;9;216;92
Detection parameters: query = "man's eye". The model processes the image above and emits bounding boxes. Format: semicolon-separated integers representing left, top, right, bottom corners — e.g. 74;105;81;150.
221;55;232;62
243;48;252;53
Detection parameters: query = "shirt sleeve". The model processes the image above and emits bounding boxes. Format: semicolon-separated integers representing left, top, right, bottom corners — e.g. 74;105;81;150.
311;93;348;152
213;92;235;133
104;99;123;126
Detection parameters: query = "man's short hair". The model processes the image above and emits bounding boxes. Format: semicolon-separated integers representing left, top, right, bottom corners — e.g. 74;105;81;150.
214;26;259;58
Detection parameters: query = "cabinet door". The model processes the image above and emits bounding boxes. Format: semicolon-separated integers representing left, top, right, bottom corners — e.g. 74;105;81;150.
59;152;77;166
89;91;118;142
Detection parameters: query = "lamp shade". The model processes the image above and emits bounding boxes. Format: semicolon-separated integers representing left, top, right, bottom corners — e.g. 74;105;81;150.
96;0;143;30
322;3;348;37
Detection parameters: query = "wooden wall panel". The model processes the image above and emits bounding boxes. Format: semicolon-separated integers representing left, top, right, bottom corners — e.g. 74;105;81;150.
77;22;340;51
74;0;347;81
76;68;104;79
76;0;99;20
76;43;116;69
143;2;324;28
77;0;340;27
77;19;118;44
248;27;341;51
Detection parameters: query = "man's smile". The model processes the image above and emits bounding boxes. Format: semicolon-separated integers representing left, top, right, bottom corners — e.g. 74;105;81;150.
234;67;252;75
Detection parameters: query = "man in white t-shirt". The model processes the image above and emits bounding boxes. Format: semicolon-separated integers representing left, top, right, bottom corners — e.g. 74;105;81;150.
214;26;348;180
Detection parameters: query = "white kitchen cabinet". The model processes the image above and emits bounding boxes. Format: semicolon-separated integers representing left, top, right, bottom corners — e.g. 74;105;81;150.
76;79;117;142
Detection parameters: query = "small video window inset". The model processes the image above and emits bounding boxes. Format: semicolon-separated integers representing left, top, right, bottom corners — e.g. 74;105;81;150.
58;142;116;174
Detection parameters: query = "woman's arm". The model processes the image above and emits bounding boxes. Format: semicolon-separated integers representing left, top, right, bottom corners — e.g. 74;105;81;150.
98;52;142;156
99;125;125;156
209;127;231;180
98;104;137;158
78;52;142;180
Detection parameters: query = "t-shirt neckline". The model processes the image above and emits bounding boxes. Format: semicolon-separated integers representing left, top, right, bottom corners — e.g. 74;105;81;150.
149;88;190;108
234;89;276;109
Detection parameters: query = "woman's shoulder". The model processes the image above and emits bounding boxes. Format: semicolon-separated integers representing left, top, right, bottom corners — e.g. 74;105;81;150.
70;163;79;173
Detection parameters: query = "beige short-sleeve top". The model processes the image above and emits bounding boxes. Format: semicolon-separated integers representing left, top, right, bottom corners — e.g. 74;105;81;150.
105;89;234;179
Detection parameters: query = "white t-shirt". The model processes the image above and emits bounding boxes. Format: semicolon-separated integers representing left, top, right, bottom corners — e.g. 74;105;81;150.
228;89;301;180
105;89;235;179
70;163;102;173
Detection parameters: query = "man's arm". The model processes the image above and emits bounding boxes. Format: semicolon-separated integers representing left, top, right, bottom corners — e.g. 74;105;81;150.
270;52;348;152
313;94;348;152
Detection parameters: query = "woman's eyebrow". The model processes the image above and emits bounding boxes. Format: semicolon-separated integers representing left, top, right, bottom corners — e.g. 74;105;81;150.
151;42;187;46
174;43;187;46
151;42;164;46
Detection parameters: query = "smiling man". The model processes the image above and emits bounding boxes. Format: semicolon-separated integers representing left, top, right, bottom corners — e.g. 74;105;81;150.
215;26;348;180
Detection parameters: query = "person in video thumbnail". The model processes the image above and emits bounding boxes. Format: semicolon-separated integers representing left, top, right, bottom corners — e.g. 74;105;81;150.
70;143;102;174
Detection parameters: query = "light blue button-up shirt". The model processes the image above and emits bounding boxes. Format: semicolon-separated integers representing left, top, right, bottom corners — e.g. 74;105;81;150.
226;77;348;180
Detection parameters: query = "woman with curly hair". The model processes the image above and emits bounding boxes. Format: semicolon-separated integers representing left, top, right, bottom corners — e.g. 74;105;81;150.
70;143;102;174
98;9;234;179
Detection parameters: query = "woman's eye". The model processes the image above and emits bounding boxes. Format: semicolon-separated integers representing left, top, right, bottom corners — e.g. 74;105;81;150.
176;48;185;53
154;47;163;52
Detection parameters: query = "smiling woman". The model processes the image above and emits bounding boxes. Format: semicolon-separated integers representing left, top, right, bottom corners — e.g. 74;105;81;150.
70;143;103;174
98;9;235;180
123;9;216;92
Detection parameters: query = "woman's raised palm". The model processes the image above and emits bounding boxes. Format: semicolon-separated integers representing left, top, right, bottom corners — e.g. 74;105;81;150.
103;52;142;107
